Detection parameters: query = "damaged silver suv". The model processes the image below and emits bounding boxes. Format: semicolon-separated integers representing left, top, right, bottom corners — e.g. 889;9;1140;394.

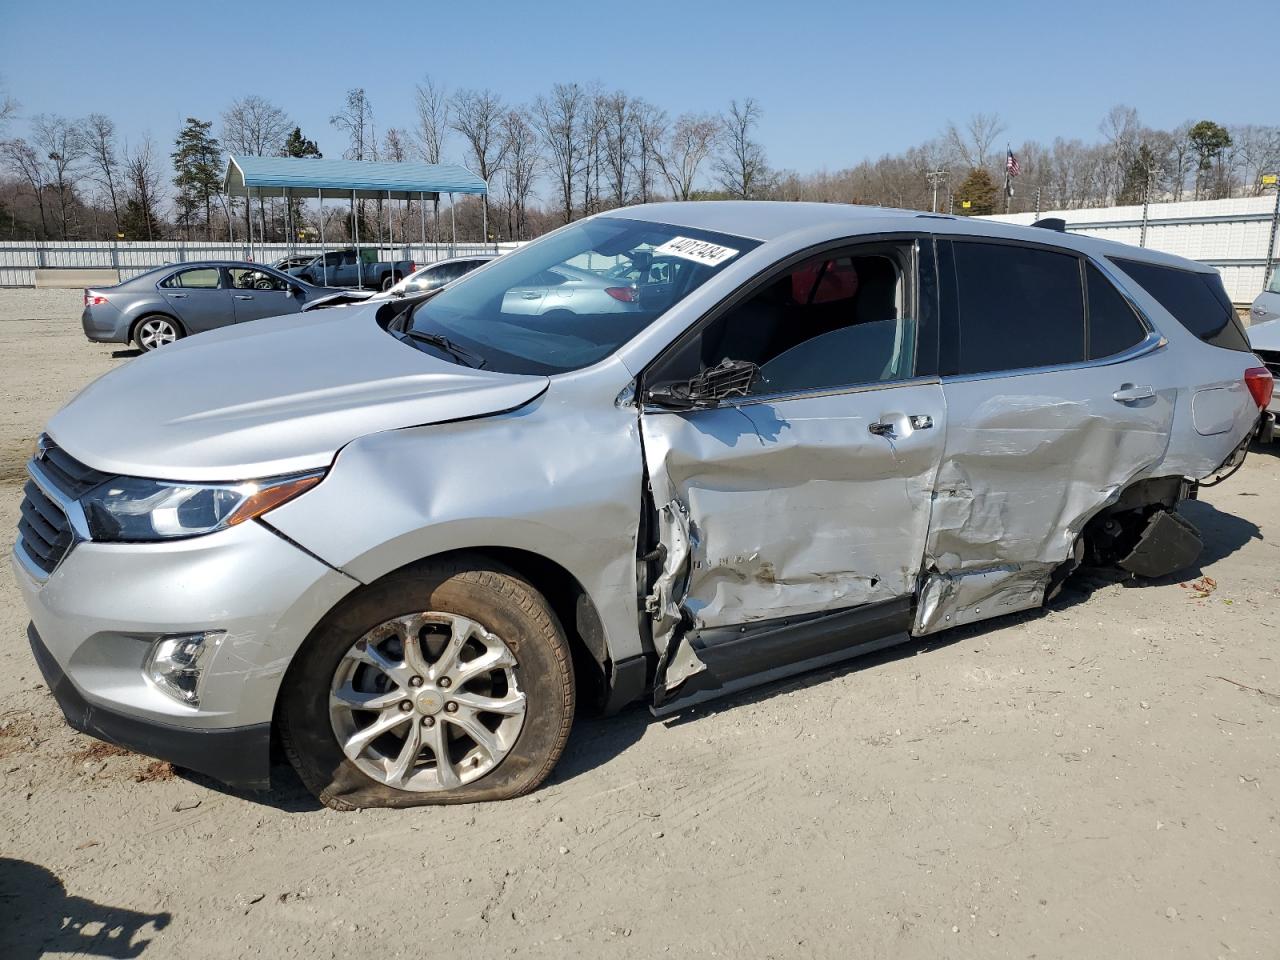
15;202;1273;808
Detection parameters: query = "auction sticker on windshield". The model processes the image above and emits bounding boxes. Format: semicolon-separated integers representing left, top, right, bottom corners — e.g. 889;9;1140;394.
652;236;740;267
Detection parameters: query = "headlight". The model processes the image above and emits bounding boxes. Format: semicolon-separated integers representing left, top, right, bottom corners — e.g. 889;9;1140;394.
81;471;323;541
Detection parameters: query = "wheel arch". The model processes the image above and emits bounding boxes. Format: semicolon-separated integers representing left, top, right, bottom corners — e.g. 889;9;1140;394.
280;546;620;719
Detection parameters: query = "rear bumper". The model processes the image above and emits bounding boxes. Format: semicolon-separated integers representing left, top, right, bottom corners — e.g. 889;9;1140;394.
80;304;126;343
29;623;272;789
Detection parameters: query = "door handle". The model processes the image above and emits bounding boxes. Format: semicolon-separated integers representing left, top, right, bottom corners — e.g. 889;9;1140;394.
1112;384;1154;403
868;421;895;437
521;292;539;300
234;295;254;300
168;292;187;298
909;414;934;430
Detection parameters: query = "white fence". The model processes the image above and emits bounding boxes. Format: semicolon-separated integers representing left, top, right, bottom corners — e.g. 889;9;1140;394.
984;196;1280;304
0;241;522;288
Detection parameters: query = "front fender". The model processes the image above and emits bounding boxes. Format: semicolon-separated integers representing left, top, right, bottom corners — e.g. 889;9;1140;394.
265;391;647;664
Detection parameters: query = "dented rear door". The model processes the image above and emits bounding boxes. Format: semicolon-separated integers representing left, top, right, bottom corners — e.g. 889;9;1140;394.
916;239;1176;633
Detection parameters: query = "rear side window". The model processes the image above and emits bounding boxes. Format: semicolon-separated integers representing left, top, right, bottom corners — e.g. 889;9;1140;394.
948;241;1084;375
1110;258;1250;352
160;268;220;289
1086;264;1147;359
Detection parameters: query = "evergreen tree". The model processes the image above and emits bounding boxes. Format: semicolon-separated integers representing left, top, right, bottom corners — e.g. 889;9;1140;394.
281;127;322;236
955;167;997;215
172;118;223;240
120;196;162;240
282;126;322;159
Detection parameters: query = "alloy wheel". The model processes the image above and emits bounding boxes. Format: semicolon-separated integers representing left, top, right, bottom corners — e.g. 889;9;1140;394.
328;612;527;791
137;318;178;350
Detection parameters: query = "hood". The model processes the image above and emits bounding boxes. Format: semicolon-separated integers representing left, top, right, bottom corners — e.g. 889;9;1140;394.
48;306;549;482
1248;317;1280;352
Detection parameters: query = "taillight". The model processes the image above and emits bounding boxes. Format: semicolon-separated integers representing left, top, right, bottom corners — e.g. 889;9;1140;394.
407;262;416;273
84;291;107;307
605;286;638;303
1245;366;1274;409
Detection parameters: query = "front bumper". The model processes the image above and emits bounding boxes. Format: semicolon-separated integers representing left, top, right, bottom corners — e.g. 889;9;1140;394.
13;517;360;788
29;623;272;789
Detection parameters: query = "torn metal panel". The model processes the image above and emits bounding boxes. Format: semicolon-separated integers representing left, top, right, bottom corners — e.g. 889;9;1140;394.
641;383;948;693
1118;509;1203;578
916;359;1176;634
643;499;703;692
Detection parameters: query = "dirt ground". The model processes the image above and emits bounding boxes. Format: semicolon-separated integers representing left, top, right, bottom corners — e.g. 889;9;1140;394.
0;288;1277;959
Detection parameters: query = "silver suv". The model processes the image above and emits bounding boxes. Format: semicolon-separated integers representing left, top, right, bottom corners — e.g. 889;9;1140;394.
15;203;1273;809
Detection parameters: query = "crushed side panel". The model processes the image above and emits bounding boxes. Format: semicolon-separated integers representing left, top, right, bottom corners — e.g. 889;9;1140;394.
915;374;1175;634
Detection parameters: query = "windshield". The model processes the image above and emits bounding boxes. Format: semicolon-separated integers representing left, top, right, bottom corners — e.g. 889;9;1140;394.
406;217;758;374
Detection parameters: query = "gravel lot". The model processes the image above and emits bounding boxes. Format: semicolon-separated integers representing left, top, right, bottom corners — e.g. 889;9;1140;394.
1;288;1277;959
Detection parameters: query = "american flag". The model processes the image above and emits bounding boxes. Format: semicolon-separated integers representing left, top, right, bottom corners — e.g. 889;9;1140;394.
1006;149;1021;177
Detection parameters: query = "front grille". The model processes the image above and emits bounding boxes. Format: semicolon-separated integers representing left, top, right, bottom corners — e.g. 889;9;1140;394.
35;440;111;497
18;478;74;574
1256;348;1280;379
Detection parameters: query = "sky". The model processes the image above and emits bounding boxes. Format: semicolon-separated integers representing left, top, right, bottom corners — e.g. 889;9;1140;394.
1;0;1273;180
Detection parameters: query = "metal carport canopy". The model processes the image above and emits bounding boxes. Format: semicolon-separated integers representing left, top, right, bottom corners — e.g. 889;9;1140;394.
223;155;487;200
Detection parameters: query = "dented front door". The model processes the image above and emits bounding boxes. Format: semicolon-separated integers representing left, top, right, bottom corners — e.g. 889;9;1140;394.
640;380;946;699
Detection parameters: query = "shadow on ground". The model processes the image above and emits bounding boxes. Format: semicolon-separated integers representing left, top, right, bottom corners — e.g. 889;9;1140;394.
0;857;171;959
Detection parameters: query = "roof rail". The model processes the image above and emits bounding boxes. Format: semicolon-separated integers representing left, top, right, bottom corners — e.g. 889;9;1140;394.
1032;217;1067;232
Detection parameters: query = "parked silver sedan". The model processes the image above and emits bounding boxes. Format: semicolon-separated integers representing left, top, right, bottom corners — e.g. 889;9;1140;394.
81;261;342;351
19;203;1271;809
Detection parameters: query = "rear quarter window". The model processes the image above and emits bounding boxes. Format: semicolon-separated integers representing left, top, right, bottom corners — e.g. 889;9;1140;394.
1110;258;1250;352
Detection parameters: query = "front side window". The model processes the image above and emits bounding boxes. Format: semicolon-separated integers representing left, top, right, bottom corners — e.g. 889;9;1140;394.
228;267;289;291
161;267;221;290
648;242;916;397
1110;257;1251;352
406;218;758;374
947;241;1084;375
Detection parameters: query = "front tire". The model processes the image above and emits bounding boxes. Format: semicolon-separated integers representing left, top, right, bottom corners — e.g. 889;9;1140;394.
279;559;575;809
133;315;182;351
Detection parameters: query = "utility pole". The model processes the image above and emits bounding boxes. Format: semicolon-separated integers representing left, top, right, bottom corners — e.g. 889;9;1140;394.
1263;173;1280;292
926;169;948;213
1139;164;1156;249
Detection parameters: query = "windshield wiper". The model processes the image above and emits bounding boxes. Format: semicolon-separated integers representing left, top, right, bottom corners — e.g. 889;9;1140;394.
401;329;486;369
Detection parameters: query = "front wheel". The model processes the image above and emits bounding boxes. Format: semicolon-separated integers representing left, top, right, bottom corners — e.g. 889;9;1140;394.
278;560;575;809
133;315;182;351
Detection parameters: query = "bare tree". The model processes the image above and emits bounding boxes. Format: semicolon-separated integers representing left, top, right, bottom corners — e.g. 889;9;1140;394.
599;90;635;208
123;135;165;240
31;114;87;239
222;94;291;238
0;85;16;133
632;100;666;204
580;86;607;215
1;137;49;236
85;113;123;235
1098;104;1141;204
414;75;450;239
654;113;718;201
945;112;1006;172
330;89;375;236
499;109;539;240
533;83;586;223
414;76;450;164
450;88;509;235
330;88;375;160
714;98;771;199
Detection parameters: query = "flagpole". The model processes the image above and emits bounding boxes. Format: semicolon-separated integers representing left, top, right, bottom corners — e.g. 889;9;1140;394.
1004;143;1011;215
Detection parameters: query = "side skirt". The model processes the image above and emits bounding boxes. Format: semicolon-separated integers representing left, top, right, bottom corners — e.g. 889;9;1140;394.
651;597;912;718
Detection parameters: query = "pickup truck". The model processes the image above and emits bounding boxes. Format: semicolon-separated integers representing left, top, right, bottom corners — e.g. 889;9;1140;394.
288;248;415;291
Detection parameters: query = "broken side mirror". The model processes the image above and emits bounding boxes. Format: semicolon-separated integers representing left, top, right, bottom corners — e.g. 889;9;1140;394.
646;358;761;410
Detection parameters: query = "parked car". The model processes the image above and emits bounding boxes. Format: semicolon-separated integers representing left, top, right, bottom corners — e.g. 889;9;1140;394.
273;254;320;273
1249;269;1280;326
81;262;342;351
288;247;416;290
302;255;499;312
19;203;1272;809
1248;314;1280;441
